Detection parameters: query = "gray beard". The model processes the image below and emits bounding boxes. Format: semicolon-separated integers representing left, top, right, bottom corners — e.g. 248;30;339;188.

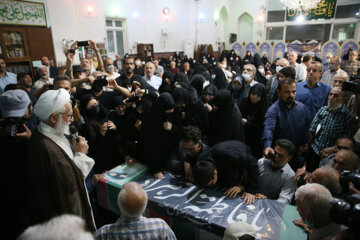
55;117;70;135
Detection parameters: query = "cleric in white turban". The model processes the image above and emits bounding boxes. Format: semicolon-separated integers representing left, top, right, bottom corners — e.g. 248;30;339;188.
28;89;96;231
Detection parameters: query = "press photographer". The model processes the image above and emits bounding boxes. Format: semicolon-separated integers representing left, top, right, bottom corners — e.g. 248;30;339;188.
0;89;33;238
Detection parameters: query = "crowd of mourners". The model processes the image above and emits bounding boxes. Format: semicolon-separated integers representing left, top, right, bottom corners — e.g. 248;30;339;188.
1;39;360;240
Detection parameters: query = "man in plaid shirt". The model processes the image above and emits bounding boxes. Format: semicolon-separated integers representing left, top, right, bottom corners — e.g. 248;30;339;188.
304;86;356;172
95;182;176;240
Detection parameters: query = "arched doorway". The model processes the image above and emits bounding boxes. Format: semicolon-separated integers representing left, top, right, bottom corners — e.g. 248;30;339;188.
219;6;229;49
237;13;253;43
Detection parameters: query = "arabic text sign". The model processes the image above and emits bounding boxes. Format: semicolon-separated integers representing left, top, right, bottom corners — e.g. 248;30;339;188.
0;0;46;26
286;0;337;21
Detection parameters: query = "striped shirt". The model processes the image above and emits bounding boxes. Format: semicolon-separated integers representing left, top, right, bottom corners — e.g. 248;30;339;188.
95;216;177;240
309;105;355;154
320;68;347;87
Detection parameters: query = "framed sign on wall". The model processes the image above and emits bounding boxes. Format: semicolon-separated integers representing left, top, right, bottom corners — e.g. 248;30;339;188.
0;0;47;27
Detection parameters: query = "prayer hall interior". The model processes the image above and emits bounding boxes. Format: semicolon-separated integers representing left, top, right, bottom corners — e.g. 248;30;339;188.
0;0;360;239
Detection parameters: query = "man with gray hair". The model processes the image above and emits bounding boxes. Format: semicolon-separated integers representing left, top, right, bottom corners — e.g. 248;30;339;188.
288;51;307;82
95;182;176;240
241;63;259;99
32;65;54;98
321;57;347;87
307;165;342;197
294;183;345;240
341;51;360;78
27;89;96;231
18;214;94;240
144;61;162;90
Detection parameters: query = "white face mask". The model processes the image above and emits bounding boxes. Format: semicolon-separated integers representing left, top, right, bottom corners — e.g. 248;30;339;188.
258;68;265;74
326;58;331;64
242;73;252;82
276;66;283;73
135;60;141;66
128;87;132;92
266;75;271;80
203;80;210;89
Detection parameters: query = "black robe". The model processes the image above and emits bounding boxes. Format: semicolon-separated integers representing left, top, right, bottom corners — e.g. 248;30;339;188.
27;129;96;231
197;140;259;193
207;89;244;146
240;83;268;159
139;93;181;174
213;67;228;90
172;87;209;134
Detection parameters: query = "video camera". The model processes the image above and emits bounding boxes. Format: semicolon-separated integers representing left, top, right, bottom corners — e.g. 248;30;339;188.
342;76;360;94
330;194;360;234
340;170;360;192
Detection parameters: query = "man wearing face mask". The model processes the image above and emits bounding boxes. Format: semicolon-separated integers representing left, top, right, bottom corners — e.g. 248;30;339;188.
320;57;346;87
104;57;120;80
302;87;356;172
322;53;333;73
241;64;259;99
341;50;360;78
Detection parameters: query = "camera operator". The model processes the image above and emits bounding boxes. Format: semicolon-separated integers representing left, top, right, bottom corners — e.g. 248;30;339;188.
0;89;33;238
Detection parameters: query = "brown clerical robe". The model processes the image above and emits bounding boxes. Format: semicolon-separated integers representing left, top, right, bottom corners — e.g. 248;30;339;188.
27;129;96;231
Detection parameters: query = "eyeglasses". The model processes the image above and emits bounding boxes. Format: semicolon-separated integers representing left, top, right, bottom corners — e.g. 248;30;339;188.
307;68;319;73
58;112;74;119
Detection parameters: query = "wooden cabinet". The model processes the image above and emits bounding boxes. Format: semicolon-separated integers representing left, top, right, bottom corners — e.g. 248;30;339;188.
0;26;56;78
137;43;154;61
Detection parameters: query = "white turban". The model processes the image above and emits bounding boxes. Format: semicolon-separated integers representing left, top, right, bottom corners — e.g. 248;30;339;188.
34;89;70;120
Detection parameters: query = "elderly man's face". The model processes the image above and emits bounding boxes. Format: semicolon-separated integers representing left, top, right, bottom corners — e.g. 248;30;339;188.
55;102;73;134
81;59;91;71
350;51;358;61
288;52;297;63
39;67;48;77
145;63;155;78
333;76;346;88
328;87;343;110
332;152;351;172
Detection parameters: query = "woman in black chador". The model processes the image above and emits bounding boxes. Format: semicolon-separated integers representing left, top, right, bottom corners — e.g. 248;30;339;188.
207;89;244;146
240;83;268;158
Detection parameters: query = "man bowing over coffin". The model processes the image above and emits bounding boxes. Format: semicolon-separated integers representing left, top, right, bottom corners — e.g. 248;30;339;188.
27;89;96;231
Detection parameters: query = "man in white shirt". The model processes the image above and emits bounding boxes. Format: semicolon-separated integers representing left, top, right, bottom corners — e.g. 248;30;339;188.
288;51;307;82
256;139;296;204
143;62;162;90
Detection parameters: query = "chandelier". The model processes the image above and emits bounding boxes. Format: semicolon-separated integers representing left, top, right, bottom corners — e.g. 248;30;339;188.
280;0;321;12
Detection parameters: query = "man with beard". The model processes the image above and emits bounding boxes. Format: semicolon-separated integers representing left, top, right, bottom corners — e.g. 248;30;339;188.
17;73;37;104
116;57;158;102
299;87;355;172
263;78;310;170
27;89;96;231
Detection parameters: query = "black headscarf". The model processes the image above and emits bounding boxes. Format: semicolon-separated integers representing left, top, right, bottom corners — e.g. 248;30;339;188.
240;83;268;122
203;84;217;96
207;89;245;146
159;71;174;93
243;51;254;64
139;93;180;173
213;67;228;90
191;74;206;97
